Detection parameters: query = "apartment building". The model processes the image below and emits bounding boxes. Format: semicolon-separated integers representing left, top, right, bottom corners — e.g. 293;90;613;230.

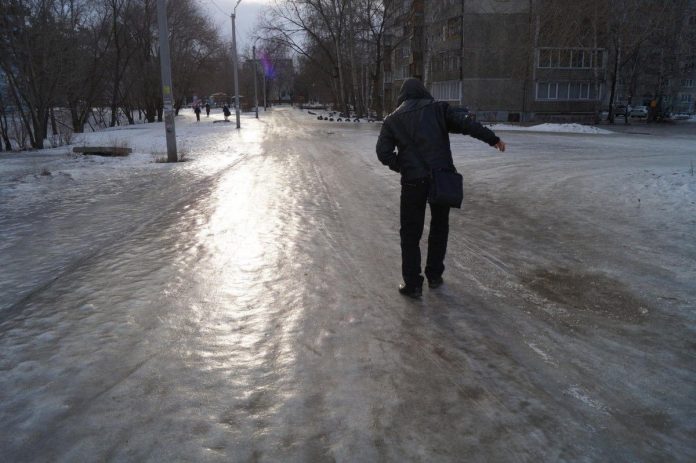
675;78;695;113
384;0;608;122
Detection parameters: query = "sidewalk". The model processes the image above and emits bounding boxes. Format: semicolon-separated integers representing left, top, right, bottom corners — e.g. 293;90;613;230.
593;118;696;137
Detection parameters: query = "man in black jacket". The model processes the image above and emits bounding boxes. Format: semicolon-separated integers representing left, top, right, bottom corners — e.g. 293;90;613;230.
376;78;505;298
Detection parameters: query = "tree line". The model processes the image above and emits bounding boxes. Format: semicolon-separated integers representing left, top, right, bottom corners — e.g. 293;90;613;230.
0;0;229;150
1;0;694;152
258;0;695;122
537;0;695;123
259;0;400;119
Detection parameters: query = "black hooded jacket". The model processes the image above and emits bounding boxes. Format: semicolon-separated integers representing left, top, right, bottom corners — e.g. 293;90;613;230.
376;78;500;180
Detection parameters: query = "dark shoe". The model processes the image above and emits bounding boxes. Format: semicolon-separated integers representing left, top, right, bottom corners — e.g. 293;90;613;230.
399;283;422;298
428;277;444;289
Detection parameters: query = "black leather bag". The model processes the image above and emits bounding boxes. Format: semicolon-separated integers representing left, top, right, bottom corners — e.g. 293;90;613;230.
429;169;463;208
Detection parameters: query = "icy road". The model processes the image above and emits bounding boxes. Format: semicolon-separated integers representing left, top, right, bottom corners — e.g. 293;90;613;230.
1;108;695;462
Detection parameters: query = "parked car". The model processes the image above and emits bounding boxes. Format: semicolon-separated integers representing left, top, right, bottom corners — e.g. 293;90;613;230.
615;104;629;116
630;105;649;118
669;113;691;121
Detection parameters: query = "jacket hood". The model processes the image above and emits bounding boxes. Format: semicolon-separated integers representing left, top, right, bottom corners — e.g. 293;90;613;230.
397;78;433;105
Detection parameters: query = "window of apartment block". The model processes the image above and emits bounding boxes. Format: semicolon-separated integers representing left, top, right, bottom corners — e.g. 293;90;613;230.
538;48;602;69
537;82;558;99
393;65;409;80
569;82;591;99
384;71;393;84
539;49;560;68
430;81;459;101
537;81;600;100
680;94;693;102
402;47;411;59
680;79;694;87
447;54;458;72
447;17;461;39
571;50;586;68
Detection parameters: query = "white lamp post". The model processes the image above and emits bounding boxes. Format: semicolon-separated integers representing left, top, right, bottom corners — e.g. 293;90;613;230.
231;0;242;128
156;0;177;161
253;37;264;119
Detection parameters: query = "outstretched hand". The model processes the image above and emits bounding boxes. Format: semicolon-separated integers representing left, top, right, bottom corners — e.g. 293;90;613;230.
494;140;506;152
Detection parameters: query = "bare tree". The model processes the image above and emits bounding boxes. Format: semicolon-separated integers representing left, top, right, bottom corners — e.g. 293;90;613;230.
0;0;76;149
168;0;224;113
261;0;353;115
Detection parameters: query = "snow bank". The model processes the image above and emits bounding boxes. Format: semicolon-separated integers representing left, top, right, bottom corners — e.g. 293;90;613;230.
613;167;696;212
0;109;261;219
485;123;613;134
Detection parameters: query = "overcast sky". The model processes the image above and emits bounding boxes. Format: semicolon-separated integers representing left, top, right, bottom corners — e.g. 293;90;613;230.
199;0;272;54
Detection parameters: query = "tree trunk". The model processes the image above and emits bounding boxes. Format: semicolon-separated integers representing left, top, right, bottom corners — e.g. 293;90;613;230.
146;105;157;123
347;0;361;117
335;38;349;116
371;50;384;119
70;104;81;133
50;108;57;137
608;43;620;124
0;111;11;151
123;106;135;124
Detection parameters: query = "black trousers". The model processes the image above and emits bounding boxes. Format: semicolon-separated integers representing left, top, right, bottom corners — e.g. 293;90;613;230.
400;179;450;287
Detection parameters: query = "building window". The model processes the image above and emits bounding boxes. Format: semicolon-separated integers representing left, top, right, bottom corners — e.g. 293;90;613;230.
538;48;603;69
430;53;460;73
447;17;461;39
680;79;694;88
430;81;460;101
537;82;558;99
393;65;409;80
680;94;693;102
536;81;601;100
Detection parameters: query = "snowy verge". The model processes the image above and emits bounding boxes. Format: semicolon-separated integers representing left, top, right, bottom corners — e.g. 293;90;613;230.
0;109;255;207
297;107;615;134
484;123;613;134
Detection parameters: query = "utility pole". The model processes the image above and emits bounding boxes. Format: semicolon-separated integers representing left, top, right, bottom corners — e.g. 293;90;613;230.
459;0;465;107
263;71;267;110
156;0;177;162
231;0;242;129
253;44;259;119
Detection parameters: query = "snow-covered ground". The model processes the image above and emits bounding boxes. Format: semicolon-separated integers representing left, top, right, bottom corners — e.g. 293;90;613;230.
485;122;614;134
1;107;695;461
0;108;263;311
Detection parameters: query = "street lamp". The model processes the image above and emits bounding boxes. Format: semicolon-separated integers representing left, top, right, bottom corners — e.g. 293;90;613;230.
156;0;177;162
253;38;260;119
231;0;242;129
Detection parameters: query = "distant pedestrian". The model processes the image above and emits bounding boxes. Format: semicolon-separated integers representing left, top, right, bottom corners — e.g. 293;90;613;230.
205;102;210;117
376;78;506;298
222;104;231;121
194;105;201;122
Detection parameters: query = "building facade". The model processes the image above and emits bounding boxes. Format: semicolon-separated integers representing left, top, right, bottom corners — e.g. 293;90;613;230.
384;0;609;122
